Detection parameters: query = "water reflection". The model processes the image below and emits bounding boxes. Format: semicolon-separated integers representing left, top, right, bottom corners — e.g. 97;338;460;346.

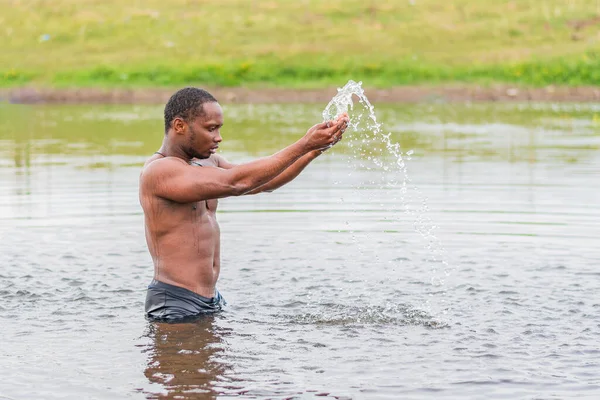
143;316;230;399
0;103;598;169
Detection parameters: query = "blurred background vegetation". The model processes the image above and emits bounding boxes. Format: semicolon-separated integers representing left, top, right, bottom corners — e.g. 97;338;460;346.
2;0;600;88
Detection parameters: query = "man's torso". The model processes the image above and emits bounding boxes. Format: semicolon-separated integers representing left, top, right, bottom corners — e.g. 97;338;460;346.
140;154;221;298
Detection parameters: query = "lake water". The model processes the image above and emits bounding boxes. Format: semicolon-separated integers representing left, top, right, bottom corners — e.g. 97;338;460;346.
1;101;599;399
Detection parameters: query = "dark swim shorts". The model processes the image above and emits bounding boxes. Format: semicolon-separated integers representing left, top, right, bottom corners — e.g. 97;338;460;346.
145;279;226;322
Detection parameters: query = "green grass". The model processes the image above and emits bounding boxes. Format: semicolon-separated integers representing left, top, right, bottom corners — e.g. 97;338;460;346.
2;0;600;88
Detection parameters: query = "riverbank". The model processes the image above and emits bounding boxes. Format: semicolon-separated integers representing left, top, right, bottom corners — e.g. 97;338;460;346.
3;85;600;104
4;1;600;91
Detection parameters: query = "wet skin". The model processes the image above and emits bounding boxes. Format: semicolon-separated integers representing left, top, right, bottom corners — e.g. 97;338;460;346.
139;102;348;297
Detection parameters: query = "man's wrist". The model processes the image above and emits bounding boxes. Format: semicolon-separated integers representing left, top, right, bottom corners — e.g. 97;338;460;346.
296;136;313;154
311;149;324;158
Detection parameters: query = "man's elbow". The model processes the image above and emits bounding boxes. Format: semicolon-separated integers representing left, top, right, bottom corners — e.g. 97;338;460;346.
229;176;275;196
225;171;252;196
250;185;276;195
238;185;276;196
231;182;250;196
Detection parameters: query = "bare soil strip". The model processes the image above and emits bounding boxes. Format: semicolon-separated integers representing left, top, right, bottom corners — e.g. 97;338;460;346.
2;85;600;104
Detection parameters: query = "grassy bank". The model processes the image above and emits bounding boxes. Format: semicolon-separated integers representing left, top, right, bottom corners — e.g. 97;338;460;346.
2;0;600;88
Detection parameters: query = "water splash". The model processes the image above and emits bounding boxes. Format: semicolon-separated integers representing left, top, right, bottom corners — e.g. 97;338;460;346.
287;303;448;328
322;80;452;298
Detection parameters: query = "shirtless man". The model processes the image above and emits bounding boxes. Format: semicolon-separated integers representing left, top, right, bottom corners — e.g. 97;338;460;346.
139;87;348;322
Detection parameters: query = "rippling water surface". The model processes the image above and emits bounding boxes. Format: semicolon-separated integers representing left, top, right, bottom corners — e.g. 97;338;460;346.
1;102;599;399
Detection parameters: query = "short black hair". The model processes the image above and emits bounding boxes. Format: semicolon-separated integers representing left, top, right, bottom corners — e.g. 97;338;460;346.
164;87;218;133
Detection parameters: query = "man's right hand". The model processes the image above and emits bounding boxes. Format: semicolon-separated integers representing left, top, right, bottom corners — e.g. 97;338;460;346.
304;113;349;151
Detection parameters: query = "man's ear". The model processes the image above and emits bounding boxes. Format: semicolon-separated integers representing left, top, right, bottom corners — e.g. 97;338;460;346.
172;117;186;134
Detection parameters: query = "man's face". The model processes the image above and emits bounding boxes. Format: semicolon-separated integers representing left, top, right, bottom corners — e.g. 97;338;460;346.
185;102;224;159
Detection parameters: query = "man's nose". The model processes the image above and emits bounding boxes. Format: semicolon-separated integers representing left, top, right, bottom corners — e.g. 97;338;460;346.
215;132;223;142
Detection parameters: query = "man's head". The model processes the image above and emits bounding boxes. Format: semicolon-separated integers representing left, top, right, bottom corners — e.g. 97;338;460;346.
164;87;218;133
163;88;223;159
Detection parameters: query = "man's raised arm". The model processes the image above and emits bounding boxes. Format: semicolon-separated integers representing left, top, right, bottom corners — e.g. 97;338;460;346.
215;150;324;195
214;113;349;195
141;118;347;203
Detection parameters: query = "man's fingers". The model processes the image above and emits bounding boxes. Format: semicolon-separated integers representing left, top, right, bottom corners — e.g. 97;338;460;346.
336;113;349;124
338;115;349;132
333;128;344;142
324;123;340;135
332;132;344;146
322;115;348;131
318;117;349;145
